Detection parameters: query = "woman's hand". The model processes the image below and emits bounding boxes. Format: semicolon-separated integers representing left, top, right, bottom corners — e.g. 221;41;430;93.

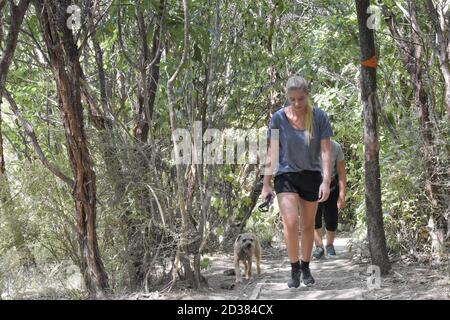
261;185;274;203
337;194;345;209
317;182;330;203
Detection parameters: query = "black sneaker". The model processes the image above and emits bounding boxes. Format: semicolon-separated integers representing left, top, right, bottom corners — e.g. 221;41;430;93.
301;267;315;286
326;244;336;256
312;246;324;259
288;267;301;288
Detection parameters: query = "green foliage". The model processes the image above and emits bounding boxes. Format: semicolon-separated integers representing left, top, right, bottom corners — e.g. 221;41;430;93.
0;0;448;298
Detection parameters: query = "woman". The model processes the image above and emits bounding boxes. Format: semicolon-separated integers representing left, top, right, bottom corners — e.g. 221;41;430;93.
313;139;346;259
262;75;333;288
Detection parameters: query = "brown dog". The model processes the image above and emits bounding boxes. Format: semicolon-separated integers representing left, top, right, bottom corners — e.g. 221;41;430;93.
234;232;261;283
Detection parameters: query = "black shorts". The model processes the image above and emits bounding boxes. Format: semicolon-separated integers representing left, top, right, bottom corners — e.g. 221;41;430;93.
315;183;339;231
274;170;323;202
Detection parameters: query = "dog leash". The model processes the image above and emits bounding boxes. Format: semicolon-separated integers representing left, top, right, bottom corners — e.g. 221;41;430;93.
258;194;273;212
257;112;275;213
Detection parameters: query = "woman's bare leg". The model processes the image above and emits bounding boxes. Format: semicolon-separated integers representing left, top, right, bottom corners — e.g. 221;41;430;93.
326;230;336;246
314;228;324;247
277;192;303;288
277;193;301;263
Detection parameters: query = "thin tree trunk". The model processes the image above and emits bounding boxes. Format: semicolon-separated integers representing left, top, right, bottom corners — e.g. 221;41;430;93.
194;0;221;288
355;0;390;275
385;2;436;199
4;90;74;187
167;0;195;287
134;0;164;144
0;0;36;266
424;0;449;251
145;0;164;146
386;0;447;252
35;0;108;297
426;0;450;120
408;0;439;213
86;3;111;119
125;0;165;290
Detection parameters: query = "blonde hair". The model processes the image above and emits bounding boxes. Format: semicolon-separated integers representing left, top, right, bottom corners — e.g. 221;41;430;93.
285;75;314;145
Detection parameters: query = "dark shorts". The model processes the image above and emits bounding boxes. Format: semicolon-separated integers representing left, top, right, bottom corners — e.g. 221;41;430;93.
315;182;339;231
274;170;323;202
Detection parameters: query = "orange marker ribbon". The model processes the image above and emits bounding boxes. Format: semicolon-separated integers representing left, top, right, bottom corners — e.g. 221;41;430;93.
361;55;377;68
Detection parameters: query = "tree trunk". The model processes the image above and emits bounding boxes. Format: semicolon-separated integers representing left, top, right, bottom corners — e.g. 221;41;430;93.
0;0;36;266
385;0;447;253
167;0;197;288
35;0;108;297
355;0;390;274
134;0;164;144
424;0;450;249
124;0;166;290
192;0;221;288
426;0;450;120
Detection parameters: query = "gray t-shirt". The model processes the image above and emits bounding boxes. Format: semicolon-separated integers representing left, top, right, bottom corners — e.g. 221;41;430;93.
268;107;333;176
325;140;344;179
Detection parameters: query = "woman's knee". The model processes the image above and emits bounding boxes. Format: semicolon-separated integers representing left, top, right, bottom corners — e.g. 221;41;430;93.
301;210;317;229
278;193;300;230
302;223;315;233
282;214;298;231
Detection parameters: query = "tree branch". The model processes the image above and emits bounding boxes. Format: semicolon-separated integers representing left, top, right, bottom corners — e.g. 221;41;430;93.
0;0;31;98
4;90;74;188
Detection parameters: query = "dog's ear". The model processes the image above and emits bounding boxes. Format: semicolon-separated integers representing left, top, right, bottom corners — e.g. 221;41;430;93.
236;234;242;242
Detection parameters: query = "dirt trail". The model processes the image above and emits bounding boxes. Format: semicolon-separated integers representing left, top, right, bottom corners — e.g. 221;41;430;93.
132;237;449;300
